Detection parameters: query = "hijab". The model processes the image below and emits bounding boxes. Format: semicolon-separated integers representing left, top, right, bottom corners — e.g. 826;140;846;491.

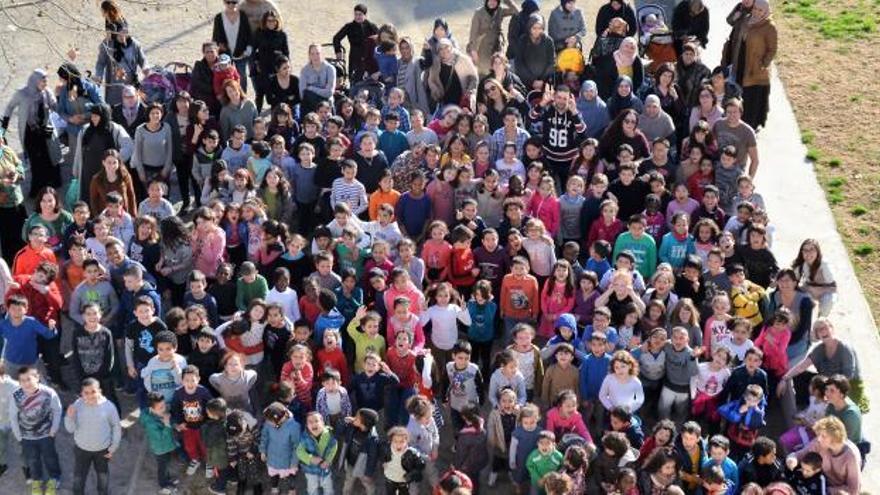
748;0;771;25
23;69;49;126
57;62;85;95
83;103;113;143
689;0;705;15
577;80;610;137
613;37;638;67
485;0;499;16
519;0;541;32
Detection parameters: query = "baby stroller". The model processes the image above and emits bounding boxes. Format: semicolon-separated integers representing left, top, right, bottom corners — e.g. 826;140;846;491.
140;62;192;107
637;3;678;74
350;79;385;110
322;43;349;99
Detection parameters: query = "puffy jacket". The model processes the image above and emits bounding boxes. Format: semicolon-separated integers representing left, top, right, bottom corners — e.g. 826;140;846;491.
296;427;338;476
259;412;302;470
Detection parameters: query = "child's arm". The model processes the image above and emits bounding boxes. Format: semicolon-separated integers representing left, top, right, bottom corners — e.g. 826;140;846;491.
49;389;63;437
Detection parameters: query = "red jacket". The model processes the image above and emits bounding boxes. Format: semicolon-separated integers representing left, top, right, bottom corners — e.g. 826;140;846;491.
12;245;57;277
448;246;476;288
316;347;351;386
8;275;62;325
212;66;241;102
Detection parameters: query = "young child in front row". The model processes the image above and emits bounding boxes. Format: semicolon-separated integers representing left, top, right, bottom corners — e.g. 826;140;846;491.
510;403;542;495
526;430;564;495
296;411;338;495
141;392;180;494
315;369;353;435
702;434;739;494
201;398;230;494
509;323;545;403
381;426;427;494
338;408;381;494
171;365;213;477
260;401;302;495
784;450;827;495
405;394;441;492
487;388;519;487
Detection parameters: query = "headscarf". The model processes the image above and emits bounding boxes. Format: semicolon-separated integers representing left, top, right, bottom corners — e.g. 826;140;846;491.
689;0;705;15
519;0;541;32
576;80;610;137
485;0;499;16
23;69;48;126
748;0;771;25
57;62;85;95
613;36;638;67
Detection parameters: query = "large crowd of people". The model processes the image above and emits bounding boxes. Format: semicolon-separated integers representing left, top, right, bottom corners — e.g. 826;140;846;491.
0;0;867;494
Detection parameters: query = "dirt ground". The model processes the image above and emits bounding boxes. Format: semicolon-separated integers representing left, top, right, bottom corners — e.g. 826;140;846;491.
770;0;880;323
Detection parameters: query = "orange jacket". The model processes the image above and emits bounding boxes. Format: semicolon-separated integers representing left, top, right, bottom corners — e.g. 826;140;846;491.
500;273;540;320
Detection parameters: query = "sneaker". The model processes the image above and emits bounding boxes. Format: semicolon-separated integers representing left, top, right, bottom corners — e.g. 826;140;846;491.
270;488;280;494
488;471;498;487
208;483;226;495
0;464;7;478
30;482;41;495
44;479;60;495
205;464;214;479
186;460;201;476
158;488;173;495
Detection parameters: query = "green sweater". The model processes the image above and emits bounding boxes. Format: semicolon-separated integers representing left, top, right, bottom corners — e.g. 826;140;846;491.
236;275;269;311
296;427;338;476
526;448;563;487
612;232;658;279
346;319;387;373
140;409;178;455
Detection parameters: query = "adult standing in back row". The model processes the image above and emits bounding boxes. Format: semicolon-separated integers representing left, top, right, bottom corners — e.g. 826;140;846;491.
467;0;520;75
213;0;253;92
333;4;380;83
738;0;777;130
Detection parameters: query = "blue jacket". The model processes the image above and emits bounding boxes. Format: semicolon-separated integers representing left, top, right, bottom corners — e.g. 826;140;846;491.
259;413;302;470
467;300;498;343
223;220;249;249
578;352;611;400
56;78;103;135
338;422;381;475
0;316;55;364
118;281;162;335
659;232;696;270
702;456;740;494
314;308;345;346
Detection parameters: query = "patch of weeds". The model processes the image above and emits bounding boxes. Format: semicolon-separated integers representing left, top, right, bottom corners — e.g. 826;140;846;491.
801;130;815;145
852;205;869;216
854;245;874;256
809;83;820;91
858;226;872;236
806;148;822;161
827;177;846;188
827;158;842;168
827;190;845;204
850;94;863;103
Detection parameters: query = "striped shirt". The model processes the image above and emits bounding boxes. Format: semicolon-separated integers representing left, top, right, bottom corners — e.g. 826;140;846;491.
330;178;368;215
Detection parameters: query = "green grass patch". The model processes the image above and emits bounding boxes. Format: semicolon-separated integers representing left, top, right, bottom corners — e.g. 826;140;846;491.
801;130;815;145
852;205;869;216
783;0;879;40
854;244;874;256
858;226;872;236
806;147;822;161
827;157;843;168
828;191;845;204
826;177;846;188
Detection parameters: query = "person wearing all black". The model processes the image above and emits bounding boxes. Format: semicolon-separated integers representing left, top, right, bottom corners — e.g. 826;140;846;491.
265;56;301;112
332;4;380;83
212;1;253;92
191;42;222;116
595;0;638;37
671;0;711;55
353;147;390;195
315;140;346;224
252;10;289;113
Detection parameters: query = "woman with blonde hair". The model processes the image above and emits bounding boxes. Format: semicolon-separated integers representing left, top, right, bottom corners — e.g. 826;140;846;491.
790;415;861;493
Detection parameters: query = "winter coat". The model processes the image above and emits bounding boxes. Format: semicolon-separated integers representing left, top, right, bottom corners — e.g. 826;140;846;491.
467;1;519;74
672;1;710;47
336;422;381;477
259;413;302;470
595;1;638;37
379;443;427;483
1;70;62;165
426;50;479;110
296;427;338;476
514;19;556;88
94;37;147;106
455;420;490;474
741;17;778;87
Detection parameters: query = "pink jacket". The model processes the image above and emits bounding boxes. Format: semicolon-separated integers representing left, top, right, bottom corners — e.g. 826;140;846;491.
386;313;425;351
539;280;576;338
384;282;426;315
754;326;791;378
545;407;592;444
527;192;561;236
191;226;226;277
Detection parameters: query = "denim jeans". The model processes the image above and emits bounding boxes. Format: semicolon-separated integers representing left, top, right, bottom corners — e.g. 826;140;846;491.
305;472;334;495
21;436;61;482
73;446;109;495
156;451;174;489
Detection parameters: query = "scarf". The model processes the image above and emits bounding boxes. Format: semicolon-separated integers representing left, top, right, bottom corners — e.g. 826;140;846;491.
23;69;48;127
748;0;771;25
613;38;638;67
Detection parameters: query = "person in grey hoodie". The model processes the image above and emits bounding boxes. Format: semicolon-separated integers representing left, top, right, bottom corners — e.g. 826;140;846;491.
299;44;337;115
64;378;121;495
514;14;557;90
548;0;588;48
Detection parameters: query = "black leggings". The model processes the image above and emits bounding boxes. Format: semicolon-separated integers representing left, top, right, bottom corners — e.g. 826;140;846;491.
175;157;200;209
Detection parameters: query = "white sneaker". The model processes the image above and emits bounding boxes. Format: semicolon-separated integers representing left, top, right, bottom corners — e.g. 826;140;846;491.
186;460;201;476
488;471;498;487
205;464;214;478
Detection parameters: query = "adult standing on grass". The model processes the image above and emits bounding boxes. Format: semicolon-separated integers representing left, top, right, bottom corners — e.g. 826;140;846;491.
1;69;63;197
468;0;520;75
738;0;777;130
333;4;380;83
213;0;253;93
